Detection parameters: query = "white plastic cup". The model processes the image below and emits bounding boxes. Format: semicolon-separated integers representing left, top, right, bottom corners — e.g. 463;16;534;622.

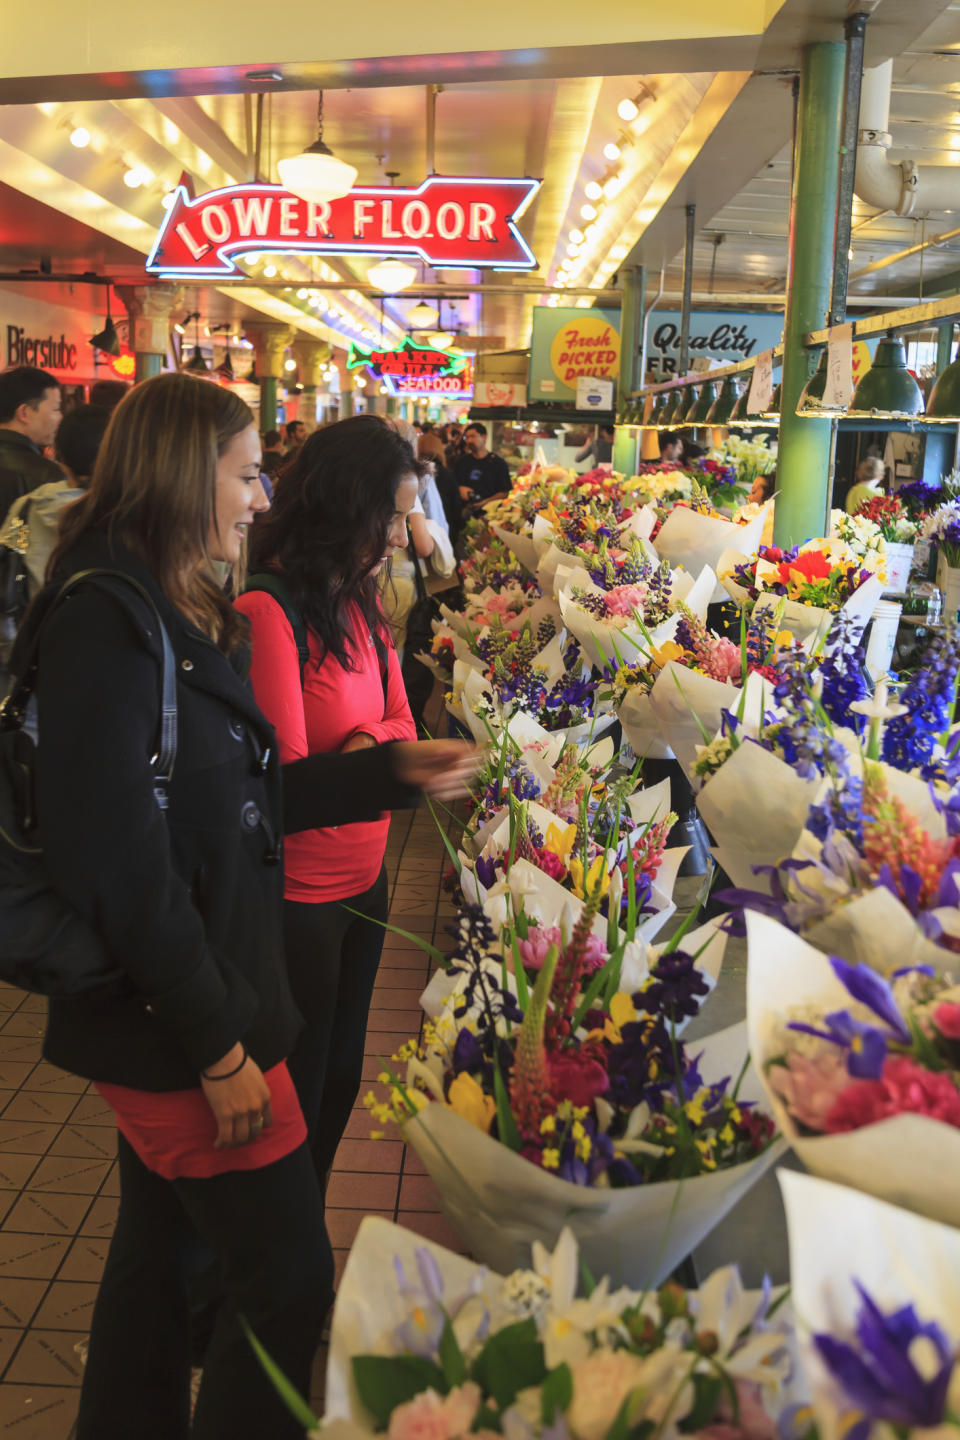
865;599;902;680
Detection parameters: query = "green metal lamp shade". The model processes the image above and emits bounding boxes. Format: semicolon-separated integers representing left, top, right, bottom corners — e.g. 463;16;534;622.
763;381;782;417
926;356;960;421
688;381;718;424
850;335;924;415
675;383;698;424
649;392;668;425
706;376;741;426
660;389;682;424
797;350;829;412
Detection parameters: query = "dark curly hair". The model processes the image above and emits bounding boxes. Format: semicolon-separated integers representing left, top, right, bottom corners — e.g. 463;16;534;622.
247;414;421;671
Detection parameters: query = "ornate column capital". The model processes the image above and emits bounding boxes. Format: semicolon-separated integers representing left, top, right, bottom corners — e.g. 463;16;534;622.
116;282;183;356
243;324;294;379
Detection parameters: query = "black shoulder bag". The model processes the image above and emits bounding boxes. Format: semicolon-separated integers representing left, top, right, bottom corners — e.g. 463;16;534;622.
0;568;177;995
0;498;33;670
400;545;438;730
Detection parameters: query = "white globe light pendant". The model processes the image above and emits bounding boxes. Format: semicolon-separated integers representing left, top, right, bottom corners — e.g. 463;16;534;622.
426;331;453;350
278;90;357;203
407;299;439;329
367;258;418;292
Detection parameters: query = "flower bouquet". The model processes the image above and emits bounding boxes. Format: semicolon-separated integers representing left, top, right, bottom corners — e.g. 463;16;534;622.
452;635;616;750
557;562;717;671
747;910;960;1228
780;1169;960;1440
461;531;539;594
322;1216;796;1440
709;436;777;493
921;500;960;619
367;895;783;1285
854;495;919;594
654;502;771;604
720;541;884;650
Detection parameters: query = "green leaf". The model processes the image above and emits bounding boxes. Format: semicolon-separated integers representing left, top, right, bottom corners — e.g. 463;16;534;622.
578;1253;597;1298
240;1316;321;1430
541;1363;573;1424
438;1314;468;1388
341;906;446;966
493;1057;522;1152
352;1355;448;1428
472;1405;503;1433
678;1373;724;1433
471;1320;546;1410
425;795;463;876
604;1389;654;1440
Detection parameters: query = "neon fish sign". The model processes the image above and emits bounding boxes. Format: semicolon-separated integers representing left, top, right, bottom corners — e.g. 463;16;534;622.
146;176;540;278
347;336;466;381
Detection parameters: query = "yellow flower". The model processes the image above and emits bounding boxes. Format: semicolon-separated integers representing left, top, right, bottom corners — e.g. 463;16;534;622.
447;1072;496;1133
719;1124;734;1145
685;1090;707;1126
540;1115;557;1135
650;640;686;670
544;822;577;863
569;853;611;900
369;1130;385;1141
542;1148;560;1170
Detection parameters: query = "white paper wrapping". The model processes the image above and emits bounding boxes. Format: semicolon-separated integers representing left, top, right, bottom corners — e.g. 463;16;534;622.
719;550;884;651
401;1020;786;1287
779;1170;960;1440
648;663;773;782
696;743;819;891
616;688;674;761
492;523;542;575
746;911;960;1228
654;504;770;603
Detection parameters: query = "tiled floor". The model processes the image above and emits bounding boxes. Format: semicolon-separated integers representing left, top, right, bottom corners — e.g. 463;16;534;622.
0;695;467;1437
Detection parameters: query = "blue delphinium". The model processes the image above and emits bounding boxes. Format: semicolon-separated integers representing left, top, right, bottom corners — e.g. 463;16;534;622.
883;630;960;771
819;613;869;734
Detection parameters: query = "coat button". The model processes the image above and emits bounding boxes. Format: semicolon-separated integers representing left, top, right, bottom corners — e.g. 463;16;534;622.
229;719;244;741
240;800;261;831
181;659;194;672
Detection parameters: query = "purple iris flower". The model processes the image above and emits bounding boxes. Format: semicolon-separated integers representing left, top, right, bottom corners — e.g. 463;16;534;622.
814;1283;954;1428
474;853;500;890
829;956;911;1043
788;1010;889;1079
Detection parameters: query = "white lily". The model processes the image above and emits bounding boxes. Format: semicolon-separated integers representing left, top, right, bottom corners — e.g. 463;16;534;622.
692;1266;791;1388
531;1227;641;1368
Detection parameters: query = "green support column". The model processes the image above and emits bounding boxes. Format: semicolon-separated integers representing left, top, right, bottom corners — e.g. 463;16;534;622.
340;387;354;419
135;352;164;382
614;266;644;474
774;42;846;548
260;376;278;430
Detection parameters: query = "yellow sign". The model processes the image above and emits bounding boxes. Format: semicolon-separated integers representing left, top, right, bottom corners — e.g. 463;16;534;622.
549;315;620;388
851;339;872;388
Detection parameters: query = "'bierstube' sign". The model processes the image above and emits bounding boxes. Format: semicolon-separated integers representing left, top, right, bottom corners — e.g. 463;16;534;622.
147;177;540;277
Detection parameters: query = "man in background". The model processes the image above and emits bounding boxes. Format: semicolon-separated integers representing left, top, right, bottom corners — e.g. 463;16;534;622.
454;422;510;506
0;366;63;524
284;419;306;453
260;430;285;479
575;423;615;467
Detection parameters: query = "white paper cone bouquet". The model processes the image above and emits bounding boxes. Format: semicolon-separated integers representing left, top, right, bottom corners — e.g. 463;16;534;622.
747;911;960;1229
654;502;771;603
719;540;883;650
557;563;716;672
321;1215;796;1440
780;1169;960;1440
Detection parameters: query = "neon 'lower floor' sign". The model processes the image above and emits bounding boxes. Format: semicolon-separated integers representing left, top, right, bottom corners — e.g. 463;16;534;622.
146;176;540;277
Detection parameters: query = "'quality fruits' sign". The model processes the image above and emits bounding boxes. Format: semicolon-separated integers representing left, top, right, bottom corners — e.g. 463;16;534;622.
147;177;541;277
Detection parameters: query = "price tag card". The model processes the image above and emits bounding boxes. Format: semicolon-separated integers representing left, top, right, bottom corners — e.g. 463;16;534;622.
823;323;854;409
747;348;774;414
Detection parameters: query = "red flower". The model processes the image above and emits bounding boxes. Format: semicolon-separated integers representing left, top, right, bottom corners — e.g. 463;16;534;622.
934;1002;960;1040
824;1056;960;1133
547;1048;610;1108
777;549;832;586
532;848;568;883
759;546;783;563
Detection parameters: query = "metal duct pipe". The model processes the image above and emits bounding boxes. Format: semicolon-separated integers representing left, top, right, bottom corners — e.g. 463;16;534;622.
856;61;960;216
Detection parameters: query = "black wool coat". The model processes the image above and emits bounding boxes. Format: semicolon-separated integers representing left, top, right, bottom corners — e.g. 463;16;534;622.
22;532;417;1091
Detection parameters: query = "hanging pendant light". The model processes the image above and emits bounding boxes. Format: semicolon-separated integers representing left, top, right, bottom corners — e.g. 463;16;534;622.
688;380;717;425
89;286;121;358
926;349;960;421
761;382;781;421
648;391;668;426
278;90;358;203
660;388;682;425
849;333;924;416
214;349;235;381
426;330;453;350
796;350;831;414
182;313;210;374
675;383;698;425
706;376;741;426
407;298;439;329
367;258;417;293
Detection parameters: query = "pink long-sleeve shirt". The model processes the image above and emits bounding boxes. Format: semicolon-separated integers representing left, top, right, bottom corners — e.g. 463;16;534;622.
235;592;416;902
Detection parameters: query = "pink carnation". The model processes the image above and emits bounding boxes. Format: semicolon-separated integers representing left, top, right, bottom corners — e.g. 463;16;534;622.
518;925;607;974
700;1382;778;1440
387;1384;482;1440
767;1050;851;1132
702;637;742;681
824;1056;960;1134
934;1002;960;1040
532;849;569;883
605;584;648;617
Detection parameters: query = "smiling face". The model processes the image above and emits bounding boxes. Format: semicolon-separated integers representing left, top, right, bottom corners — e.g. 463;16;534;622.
208;423;269;564
369;473;419;578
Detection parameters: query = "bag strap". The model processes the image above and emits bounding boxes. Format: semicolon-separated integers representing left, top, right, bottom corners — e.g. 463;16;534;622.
4;566;177;803
245;572;310;686
409;541;429;605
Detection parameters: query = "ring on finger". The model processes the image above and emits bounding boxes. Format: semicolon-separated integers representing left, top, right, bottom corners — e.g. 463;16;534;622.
250;1115;265;1133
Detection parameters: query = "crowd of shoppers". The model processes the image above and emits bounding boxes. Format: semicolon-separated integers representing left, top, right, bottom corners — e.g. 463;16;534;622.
0;367;476;1439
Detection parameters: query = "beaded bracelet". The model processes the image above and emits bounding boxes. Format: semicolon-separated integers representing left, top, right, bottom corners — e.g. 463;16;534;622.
201;1046;247;1081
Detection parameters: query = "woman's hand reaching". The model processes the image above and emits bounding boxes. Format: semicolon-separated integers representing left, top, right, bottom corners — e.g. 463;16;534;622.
391;739;480;800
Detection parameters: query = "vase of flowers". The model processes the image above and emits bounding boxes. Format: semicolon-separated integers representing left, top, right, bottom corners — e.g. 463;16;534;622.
852;495;918;593
922;500;960;620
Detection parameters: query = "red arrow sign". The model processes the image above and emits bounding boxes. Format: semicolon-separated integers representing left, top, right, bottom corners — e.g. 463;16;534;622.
146;176;540;277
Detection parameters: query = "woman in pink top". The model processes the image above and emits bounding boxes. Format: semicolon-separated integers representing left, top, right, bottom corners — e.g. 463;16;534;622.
235;416;419;1185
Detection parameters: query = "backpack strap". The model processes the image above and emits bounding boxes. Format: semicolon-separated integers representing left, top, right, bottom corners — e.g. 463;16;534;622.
244;572;310;686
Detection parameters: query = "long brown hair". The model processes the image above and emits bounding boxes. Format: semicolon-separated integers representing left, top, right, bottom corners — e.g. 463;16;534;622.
53;373;254;650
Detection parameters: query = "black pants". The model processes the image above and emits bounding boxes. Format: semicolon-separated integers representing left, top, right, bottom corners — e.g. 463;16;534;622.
284;866;388;1183
77;1135;332;1440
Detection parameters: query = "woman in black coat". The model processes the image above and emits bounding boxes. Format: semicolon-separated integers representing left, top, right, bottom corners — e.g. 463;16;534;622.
22;373;473;1440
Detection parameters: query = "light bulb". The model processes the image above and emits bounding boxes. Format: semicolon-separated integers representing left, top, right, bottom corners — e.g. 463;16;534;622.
297;288;309;299
123;166;148;188
617;97;639;122
603;142;621;161
603;175;623;199
367;258;417;292
566;241;582;257
569;228;585;245
160;191;177;210
70;126;91;148
584;180;603;201
263;263;277;277
580;203;598;221
284;358;297;372
583;224;596;240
